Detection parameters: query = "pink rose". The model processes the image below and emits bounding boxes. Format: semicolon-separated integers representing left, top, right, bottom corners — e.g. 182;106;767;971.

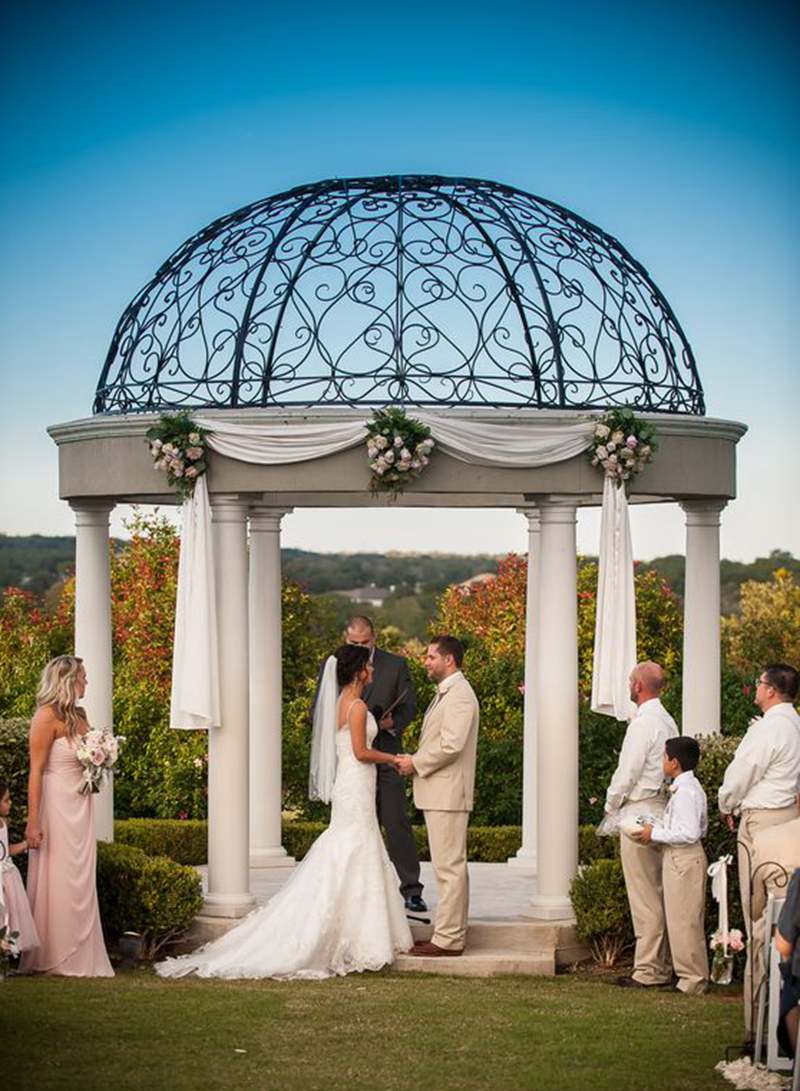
626;435;638;449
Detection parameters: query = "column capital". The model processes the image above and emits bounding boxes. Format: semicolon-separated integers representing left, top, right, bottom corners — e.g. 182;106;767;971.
516;505;541;530
249;505;292;532
210;494;250;523
69;500;115;527
536;498;577;525
680;498;728;527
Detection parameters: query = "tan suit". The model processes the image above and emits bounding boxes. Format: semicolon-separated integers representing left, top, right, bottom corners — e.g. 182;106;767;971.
412;671;479;950
743;815;800;1035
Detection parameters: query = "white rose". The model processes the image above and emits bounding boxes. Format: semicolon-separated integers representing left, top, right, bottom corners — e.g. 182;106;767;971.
594;423;610;440
394;435;403;448
611;430;624;445
375;435;388;450
188;432;201;445
384;450;395;464
607;441;616;452
400;448;411;460
596;445;608;460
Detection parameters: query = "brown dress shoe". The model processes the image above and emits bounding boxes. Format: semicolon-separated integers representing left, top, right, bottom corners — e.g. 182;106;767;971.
411;941;464;957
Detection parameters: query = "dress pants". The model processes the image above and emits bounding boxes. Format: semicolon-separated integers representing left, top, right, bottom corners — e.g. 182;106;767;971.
662;842;709;994
620;828;672;985
423;809;470;950
376;762;423;899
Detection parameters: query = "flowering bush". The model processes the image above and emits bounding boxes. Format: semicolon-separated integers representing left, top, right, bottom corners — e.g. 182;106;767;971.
589;407;657;487
365;408;434;496
146;412;208;500
722;568;800;681
0;587;71;718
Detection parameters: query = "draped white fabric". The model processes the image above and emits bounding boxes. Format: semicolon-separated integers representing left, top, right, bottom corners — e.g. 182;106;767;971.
590;475;637;722
169;475;221;728
708;854;733;954
169;413;636;730
308;656;339;803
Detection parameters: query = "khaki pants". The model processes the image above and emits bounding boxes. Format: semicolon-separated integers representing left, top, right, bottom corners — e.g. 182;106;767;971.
424;809;470;951
620;820;671;985
663;842;709;994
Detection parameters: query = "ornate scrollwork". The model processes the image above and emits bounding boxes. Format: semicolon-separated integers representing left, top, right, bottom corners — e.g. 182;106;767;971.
94;176;704;414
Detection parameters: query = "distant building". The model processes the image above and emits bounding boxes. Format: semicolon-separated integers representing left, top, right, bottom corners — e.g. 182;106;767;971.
338;585;394;608
457;572;497;591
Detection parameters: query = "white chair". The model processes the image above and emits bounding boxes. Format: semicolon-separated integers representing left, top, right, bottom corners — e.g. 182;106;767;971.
754;893;793;1072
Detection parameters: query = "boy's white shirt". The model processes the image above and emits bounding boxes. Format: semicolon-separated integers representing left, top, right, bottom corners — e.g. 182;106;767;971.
717;701;800;814
651;770;708;845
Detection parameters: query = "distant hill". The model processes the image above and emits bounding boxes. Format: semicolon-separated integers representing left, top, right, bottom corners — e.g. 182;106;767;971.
1;535;797;617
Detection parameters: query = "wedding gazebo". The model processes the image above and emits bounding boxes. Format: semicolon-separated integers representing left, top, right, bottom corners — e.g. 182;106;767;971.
49;175;746;925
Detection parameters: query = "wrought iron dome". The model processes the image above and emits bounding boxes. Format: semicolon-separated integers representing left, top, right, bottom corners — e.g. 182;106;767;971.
95;175;705;415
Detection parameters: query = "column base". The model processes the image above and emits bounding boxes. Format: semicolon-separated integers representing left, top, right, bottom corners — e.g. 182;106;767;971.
506;851;537;875
249;847;296;870
523;892;575;922
202;892;257;919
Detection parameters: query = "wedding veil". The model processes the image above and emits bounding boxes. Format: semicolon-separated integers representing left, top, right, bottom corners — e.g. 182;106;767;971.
309;655;338;803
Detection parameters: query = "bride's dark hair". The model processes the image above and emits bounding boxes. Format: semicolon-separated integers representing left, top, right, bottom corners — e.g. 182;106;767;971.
335;644;370;687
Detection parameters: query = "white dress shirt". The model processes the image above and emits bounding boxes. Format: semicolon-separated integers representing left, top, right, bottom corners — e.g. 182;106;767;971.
651;771;708;845
605;697;676;812
718;701;800;814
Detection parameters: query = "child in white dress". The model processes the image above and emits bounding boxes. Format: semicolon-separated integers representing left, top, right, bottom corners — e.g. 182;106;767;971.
0;779;40;953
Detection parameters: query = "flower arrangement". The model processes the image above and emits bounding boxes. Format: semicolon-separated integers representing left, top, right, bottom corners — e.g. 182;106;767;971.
365;408;435;496
146;412;208;500
709;927;745;985
589;407;657;487
75;729;124;796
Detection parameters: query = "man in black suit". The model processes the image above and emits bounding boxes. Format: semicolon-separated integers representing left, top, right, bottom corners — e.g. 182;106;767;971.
342;615;426;912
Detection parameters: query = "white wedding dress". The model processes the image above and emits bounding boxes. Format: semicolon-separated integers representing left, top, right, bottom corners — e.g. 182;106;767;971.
156;707;413;980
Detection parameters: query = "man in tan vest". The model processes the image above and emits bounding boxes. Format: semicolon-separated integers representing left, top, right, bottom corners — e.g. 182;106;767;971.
396;634;479;956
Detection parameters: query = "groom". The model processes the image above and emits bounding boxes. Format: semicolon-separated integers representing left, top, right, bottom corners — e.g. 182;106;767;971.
396;635;479;956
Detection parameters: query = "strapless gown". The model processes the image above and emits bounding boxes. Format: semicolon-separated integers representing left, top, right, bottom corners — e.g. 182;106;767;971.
20;736;113;976
156;712;413;979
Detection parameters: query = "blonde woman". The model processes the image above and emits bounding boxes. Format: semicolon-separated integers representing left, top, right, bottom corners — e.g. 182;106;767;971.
20;656;113;977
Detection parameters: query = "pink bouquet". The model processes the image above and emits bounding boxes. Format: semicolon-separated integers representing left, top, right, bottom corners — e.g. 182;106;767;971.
75;729;123;795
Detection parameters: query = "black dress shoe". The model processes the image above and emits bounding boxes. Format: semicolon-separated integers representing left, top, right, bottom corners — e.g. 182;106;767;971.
404;895;428;912
614;975;665;988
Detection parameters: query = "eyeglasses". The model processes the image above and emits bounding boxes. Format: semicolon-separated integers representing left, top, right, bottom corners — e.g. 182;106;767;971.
755;677;773;689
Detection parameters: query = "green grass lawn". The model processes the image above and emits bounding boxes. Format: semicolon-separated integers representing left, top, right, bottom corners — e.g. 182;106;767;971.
3;971;742;1091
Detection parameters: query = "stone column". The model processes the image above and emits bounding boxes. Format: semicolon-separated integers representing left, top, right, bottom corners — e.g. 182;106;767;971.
508;506;540;874
205;495;255;917
526;500;578;920
249;506;295;869
71;501;115;842
681;499;727;736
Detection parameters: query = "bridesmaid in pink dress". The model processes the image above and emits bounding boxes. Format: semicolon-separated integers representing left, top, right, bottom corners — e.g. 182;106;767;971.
20;656;113;977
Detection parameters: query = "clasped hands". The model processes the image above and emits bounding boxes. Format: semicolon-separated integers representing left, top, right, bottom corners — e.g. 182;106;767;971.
392;754;415;776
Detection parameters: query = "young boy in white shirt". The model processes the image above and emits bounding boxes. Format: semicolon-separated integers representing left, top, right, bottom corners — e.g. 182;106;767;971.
633;736;710;994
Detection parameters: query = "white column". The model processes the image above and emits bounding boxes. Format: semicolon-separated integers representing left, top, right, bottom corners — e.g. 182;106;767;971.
508;506;540;874
205;495;255;917
249;506;295;869
681;499;727;737
71;501;115;842
526;500;578;920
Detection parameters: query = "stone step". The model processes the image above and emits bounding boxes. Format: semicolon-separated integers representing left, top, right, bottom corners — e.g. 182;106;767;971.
410;919;588;966
394;949;555;977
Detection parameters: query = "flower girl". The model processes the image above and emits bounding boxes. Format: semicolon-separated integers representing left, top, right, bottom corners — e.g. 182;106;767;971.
0;780;40;953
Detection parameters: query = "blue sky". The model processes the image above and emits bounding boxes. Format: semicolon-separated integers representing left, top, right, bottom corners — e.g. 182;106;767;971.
1;0;798;559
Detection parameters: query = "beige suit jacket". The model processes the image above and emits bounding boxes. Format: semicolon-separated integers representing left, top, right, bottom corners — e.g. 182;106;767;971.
411;671;479;812
751;815;800;922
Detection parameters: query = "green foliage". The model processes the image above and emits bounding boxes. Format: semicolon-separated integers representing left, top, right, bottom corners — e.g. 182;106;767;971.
0;717;30;843
722;568;800;681
570;858;634;966
114;818;208;864
0;588;71;718
96;841;203;958
145;411;209;500
579;823;618;864
0;533;75;595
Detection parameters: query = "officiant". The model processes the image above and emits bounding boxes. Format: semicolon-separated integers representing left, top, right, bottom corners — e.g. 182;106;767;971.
314;616;426;913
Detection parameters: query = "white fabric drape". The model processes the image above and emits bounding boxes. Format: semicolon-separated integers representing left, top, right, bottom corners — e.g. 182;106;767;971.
590;476;637;722
169;413;636;731
170;475;221;728
708;854;733;953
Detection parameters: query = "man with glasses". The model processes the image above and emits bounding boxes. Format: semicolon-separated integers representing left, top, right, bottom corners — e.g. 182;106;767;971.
339;615;425;912
719;664;800;958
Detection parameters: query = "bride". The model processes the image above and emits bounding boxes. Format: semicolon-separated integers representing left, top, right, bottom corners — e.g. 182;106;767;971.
156;644;413;980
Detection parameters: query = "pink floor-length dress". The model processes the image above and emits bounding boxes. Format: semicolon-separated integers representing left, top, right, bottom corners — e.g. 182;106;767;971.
20;736;113;977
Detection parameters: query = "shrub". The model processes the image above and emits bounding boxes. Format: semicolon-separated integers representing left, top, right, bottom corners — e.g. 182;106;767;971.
0;588;71;719
466;825;520;861
96;841;203;958
114;818;207;865
0;717;30;843
722;569;800;678
571;858;634;967
579;823;618;864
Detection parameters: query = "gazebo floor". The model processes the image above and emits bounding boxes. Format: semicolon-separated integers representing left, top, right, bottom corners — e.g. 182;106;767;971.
175;862;589;977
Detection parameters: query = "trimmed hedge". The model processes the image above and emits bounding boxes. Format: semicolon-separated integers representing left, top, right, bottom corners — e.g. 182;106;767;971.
113;819;612;867
571;858;634;967
97;841;203;958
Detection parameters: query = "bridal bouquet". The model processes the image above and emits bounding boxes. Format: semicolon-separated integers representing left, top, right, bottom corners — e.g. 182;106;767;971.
589;407;657;487
75;729;124;796
366;408;435;497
